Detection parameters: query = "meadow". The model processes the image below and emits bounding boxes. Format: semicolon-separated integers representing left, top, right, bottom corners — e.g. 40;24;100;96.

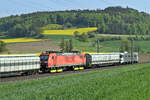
0;63;150;100
42;27;97;35
69;39;150;54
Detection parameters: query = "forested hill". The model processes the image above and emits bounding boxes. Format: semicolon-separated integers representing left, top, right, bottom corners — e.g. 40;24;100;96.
0;6;150;38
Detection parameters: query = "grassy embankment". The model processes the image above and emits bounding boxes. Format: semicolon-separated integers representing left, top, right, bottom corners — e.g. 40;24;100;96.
0;63;150;100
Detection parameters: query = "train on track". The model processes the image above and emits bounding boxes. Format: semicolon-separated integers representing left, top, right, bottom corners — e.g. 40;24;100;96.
0;51;138;77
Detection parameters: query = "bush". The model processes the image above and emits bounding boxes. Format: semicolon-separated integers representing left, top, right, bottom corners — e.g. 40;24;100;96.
87;31;95;38
0;41;7;53
74;31;80;38
120;40;131;52
98;36;121;42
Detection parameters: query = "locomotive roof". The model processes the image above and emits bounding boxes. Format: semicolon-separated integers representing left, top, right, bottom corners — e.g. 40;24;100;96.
41;52;82;56
45;51;80;54
56;53;81;56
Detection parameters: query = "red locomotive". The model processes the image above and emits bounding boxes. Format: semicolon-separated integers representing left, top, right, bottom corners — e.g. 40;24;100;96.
40;51;86;72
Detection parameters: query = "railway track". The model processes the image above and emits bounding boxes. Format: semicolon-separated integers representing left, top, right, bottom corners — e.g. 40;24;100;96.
0;62;149;83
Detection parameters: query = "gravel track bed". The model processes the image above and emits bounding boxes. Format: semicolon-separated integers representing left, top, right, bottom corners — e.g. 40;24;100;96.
0;62;149;83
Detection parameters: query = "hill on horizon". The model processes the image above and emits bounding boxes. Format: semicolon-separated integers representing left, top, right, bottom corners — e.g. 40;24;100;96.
0;0;150;17
0;6;150;38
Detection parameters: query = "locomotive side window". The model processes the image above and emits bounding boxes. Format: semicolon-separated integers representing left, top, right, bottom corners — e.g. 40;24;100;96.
52;56;54;59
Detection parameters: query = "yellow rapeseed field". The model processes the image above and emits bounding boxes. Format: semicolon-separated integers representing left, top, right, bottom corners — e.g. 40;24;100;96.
0;53;41;56
42;27;97;35
0;38;43;43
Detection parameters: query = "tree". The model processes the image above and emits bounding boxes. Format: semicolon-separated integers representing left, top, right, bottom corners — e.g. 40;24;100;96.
120;40;131;52
134;45;141;52
87;31;95;38
79;32;88;42
69;39;73;52
0;41;6;53
65;22;72;28
60;38;65;52
65;40;69;52
74;31;80;38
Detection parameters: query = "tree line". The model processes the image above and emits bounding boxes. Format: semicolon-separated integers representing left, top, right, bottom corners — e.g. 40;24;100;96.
0;6;150;38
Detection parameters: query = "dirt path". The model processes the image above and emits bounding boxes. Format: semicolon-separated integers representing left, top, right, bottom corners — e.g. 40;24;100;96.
139;54;150;63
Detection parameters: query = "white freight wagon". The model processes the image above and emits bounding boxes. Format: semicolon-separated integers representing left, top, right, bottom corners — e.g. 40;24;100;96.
0;55;40;76
120;52;138;64
85;53;120;66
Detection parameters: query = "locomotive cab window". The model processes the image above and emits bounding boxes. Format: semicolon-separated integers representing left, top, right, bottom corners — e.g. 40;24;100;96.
40;55;49;60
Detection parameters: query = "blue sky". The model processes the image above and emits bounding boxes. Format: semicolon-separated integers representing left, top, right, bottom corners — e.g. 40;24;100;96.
0;0;150;17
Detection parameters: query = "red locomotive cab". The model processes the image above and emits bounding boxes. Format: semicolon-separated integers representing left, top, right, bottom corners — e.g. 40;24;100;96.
40;53;56;68
40;54;49;67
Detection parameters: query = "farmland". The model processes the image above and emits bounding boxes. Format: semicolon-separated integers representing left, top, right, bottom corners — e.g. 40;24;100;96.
0;27;97;44
42;27;97;35
0;27;150;54
5;40;59;54
3;38;150;54
0;63;150;100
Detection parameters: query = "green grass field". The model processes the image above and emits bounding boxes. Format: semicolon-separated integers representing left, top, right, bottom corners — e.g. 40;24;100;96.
1;63;150;100
72;39;150;53
42;35;73;40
